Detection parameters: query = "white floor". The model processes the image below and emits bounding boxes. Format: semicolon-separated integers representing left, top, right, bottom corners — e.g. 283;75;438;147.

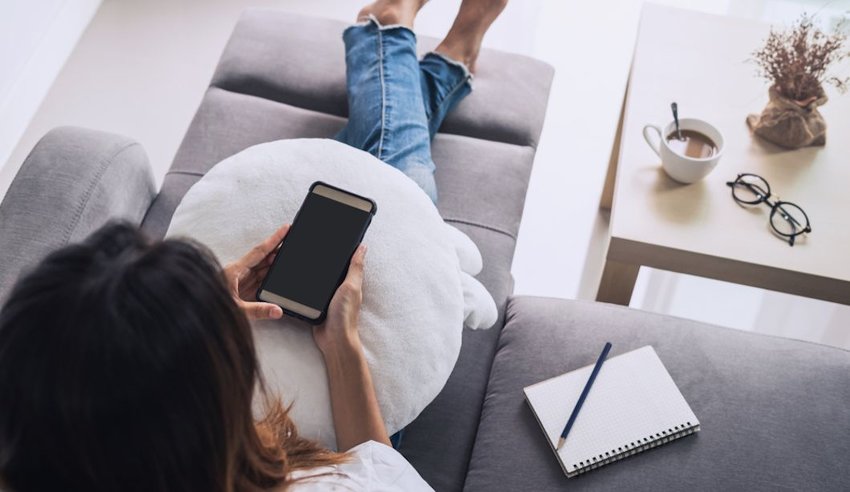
3;0;849;349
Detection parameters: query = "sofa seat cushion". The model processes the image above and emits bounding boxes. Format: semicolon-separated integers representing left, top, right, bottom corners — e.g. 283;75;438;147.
465;296;850;491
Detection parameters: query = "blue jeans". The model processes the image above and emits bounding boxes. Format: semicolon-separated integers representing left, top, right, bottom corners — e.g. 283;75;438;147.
335;16;473;203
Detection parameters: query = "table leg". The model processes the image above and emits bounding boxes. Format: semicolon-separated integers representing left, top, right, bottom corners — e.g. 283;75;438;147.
596;258;639;305
599;82;629;211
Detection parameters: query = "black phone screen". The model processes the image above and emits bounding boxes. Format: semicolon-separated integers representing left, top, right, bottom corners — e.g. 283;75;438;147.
263;191;371;311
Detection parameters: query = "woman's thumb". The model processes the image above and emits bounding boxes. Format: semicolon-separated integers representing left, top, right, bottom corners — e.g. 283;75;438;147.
243;301;283;321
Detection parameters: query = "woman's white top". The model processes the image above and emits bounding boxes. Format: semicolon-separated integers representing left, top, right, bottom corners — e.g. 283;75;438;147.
287;440;433;491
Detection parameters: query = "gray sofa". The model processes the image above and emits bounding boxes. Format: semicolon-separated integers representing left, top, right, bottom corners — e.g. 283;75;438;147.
1;10;848;491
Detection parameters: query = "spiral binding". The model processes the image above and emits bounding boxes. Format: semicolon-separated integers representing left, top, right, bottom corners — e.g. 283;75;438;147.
568;421;701;477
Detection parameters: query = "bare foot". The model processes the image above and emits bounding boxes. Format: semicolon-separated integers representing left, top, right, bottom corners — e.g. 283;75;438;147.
435;0;508;73
358;0;429;29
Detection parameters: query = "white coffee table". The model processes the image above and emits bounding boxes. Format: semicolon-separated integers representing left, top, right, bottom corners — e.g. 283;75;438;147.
595;4;850;306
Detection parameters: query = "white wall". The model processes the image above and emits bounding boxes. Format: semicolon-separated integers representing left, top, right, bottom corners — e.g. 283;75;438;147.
0;0;101;179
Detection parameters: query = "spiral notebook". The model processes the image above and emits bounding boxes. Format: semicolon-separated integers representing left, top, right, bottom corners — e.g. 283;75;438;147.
524;345;699;478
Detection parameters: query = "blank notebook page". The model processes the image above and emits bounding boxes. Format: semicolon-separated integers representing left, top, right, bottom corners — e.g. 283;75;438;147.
524;345;699;476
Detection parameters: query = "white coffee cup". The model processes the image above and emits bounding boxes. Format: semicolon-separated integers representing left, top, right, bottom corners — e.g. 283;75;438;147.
642;118;724;184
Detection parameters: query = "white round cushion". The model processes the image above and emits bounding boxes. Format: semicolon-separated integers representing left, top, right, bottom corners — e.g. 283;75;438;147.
165;139;496;448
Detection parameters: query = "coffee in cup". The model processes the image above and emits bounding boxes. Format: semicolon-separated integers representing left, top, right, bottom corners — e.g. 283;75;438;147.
665;130;717;159
642;118;725;184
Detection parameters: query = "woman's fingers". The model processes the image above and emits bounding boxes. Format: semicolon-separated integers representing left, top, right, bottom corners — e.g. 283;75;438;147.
240;267;271;297
223;227;288;321
344;245;367;290
259;251;276;269
238;224;290;272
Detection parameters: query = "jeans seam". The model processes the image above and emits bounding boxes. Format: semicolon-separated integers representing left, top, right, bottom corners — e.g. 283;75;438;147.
376;22;387;159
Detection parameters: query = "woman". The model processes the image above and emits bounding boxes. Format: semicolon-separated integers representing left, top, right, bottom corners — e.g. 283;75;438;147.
0;0;506;490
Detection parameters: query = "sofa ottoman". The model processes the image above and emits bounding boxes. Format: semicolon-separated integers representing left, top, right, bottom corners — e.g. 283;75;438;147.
464;296;850;491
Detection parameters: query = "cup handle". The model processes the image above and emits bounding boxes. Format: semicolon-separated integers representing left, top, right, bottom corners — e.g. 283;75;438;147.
642;124;663;158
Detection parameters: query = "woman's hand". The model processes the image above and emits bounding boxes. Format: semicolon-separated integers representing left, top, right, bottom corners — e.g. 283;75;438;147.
223;224;289;321
312;245;367;356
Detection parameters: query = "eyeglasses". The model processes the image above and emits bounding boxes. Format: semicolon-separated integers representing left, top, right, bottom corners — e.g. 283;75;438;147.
726;173;811;246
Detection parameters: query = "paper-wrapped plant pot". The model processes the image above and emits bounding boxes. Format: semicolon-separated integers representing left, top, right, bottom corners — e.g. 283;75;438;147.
747;85;827;150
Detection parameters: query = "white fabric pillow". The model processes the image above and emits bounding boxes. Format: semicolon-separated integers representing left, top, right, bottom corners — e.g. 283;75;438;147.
165;139;496;448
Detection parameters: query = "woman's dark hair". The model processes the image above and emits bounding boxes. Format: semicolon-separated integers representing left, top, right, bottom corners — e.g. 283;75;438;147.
0;223;344;492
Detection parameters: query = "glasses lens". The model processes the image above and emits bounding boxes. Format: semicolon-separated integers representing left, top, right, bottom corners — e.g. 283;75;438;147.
732;175;770;204
771;202;809;236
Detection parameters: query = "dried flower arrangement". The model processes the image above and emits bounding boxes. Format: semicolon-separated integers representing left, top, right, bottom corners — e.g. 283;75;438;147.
753;15;849;101
747;14;850;149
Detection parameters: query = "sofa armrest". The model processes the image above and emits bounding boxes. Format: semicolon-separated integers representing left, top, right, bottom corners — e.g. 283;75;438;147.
0;126;156;301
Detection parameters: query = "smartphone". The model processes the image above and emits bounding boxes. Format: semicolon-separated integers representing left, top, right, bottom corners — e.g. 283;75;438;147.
257;182;376;324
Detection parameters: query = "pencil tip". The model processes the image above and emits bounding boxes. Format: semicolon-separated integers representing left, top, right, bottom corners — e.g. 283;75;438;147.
557;437;565;450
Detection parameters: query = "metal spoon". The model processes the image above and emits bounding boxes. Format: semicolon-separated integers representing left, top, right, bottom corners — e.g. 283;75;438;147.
671;102;684;140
